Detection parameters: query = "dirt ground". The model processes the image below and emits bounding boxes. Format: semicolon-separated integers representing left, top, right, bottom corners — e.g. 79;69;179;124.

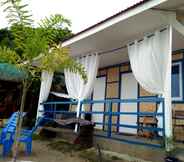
0;139;153;162
0;140;87;162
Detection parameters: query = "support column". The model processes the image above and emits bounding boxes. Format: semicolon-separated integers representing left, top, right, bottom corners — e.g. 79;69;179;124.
164;25;173;151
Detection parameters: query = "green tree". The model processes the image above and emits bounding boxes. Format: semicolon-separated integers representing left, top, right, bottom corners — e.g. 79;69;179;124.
0;28;14;48
0;0;87;161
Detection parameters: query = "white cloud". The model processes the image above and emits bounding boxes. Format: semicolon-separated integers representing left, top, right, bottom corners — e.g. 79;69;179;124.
0;0;141;33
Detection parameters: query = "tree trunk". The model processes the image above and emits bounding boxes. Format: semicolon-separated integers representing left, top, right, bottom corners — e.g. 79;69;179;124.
12;80;29;162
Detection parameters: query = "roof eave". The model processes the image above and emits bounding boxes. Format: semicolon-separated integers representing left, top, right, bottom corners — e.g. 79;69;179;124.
62;0;168;47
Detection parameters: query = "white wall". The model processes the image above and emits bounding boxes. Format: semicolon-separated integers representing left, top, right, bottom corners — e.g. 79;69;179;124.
92;77;106;129
119;73;138;134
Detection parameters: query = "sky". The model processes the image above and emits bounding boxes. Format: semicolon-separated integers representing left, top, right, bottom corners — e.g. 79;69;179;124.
0;0;141;33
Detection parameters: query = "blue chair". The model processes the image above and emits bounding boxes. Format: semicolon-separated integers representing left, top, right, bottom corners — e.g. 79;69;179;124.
1;112;26;156
18;117;43;155
2;128;15;157
0;112;19;144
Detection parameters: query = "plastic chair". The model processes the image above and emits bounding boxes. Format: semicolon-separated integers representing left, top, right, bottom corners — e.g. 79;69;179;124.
1;112;26;156
2;128;15;157
0;112;18;144
18;117;43;155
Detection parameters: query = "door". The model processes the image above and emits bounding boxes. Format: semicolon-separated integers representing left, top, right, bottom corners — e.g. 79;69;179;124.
119;73;138;134
92;77;106;129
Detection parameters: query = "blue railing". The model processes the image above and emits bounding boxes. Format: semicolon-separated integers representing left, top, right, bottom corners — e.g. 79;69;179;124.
40;97;165;148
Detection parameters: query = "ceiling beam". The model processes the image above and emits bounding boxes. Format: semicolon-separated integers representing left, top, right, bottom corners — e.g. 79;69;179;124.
152;9;184;36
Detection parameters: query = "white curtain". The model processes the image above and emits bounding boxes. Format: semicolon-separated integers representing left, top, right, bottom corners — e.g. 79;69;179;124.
64;53;99;131
65;54;99;99
36;71;54;119
128;26;172;137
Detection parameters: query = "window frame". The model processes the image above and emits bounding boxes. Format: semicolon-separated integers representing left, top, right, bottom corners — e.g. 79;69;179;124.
172;62;183;101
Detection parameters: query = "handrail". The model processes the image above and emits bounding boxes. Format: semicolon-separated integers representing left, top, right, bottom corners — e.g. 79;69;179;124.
40;97;165;148
41;97;164;105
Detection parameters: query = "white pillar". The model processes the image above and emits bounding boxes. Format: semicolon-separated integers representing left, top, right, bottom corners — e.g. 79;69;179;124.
164;25;173;151
74;99;81;132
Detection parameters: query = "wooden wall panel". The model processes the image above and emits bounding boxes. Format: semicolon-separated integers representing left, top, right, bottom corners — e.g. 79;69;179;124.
83;104;91;112
107;67;119;82
69;104;91;111
112;103;118;131
120;64;130;72
139;103;157;112
69;105;76;112
69;104;91;112
106;83;119;98
139;86;155;97
172;104;184;141
174;127;184;141
173;104;184;111
172;53;183;61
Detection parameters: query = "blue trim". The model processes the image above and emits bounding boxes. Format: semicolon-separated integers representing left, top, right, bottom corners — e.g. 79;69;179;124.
83;98;164;104
103;75;108;130
41;101;78;105
107;102;112;137
117;66;121;132
162;100;165;140
172;60;183;101
137;84;140;133
41;110;163;116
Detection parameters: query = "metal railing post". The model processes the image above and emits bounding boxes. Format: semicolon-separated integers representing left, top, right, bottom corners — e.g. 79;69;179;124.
79;100;83;119
54;103;56;119
162;99;166;140
107;102;112;138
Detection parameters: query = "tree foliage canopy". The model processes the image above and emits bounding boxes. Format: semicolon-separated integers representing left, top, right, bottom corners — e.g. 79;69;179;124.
0;1;87;161
0;0;87;82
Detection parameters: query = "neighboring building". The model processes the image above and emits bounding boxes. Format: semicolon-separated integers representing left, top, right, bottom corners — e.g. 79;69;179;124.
0;63;24;118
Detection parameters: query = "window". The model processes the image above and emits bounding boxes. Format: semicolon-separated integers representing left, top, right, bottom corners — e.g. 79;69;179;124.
172;62;183;101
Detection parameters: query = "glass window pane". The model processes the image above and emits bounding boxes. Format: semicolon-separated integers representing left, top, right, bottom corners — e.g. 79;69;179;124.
172;65;180;98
